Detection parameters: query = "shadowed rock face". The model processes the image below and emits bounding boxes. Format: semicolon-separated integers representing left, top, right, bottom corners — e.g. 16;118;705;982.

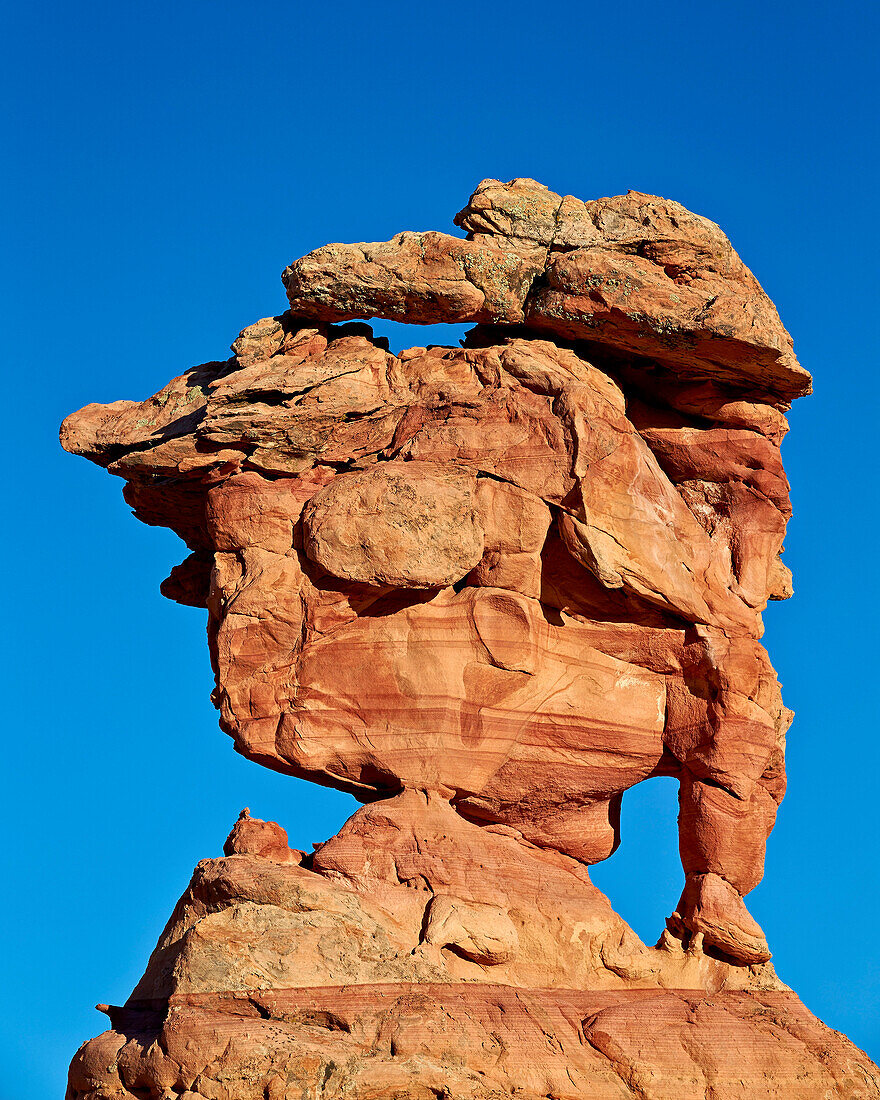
62;181;880;1099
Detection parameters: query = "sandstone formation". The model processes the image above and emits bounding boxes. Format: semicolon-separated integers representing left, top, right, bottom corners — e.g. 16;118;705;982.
63;179;879;1098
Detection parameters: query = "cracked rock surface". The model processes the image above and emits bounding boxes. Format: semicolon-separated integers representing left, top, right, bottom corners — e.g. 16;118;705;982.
63;180;879;1098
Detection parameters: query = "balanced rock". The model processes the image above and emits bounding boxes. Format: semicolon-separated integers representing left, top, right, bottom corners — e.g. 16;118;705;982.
62;180;879;1099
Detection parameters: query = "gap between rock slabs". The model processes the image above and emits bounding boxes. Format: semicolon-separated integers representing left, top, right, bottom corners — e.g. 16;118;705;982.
368;318;471;354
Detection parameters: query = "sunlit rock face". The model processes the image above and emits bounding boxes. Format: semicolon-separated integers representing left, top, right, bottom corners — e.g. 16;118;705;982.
62;180;880;1099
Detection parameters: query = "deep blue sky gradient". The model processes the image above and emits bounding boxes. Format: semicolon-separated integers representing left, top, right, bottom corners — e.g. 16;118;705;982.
4;2;879;1096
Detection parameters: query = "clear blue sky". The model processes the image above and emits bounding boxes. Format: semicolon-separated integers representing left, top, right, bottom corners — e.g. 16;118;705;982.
4;2;879;1096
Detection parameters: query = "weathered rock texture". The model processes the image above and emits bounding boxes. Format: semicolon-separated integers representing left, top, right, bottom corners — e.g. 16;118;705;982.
63;179;879;1098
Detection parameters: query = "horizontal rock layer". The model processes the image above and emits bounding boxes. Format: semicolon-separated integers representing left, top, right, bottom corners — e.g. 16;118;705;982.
71;986;880;1100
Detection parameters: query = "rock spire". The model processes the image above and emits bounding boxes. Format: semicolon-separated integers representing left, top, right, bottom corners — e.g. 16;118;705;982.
63;179;879;1099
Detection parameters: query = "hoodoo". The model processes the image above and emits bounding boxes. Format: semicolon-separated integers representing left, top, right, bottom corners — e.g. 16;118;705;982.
63;179;879;1099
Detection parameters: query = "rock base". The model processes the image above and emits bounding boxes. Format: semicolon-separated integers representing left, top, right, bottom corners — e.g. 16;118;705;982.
71;984;880;1099
67;806;880;1099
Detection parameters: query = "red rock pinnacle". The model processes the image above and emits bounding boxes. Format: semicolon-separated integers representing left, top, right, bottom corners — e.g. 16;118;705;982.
62;181;879;1099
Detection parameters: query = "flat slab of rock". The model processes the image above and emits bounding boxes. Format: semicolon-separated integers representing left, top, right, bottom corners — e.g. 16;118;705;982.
284;178;811;402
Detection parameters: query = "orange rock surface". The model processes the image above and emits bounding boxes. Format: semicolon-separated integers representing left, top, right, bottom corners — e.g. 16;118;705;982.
62;180;879;1098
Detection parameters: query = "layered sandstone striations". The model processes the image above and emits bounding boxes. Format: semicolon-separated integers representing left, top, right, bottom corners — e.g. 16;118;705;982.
63;179;879;1098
